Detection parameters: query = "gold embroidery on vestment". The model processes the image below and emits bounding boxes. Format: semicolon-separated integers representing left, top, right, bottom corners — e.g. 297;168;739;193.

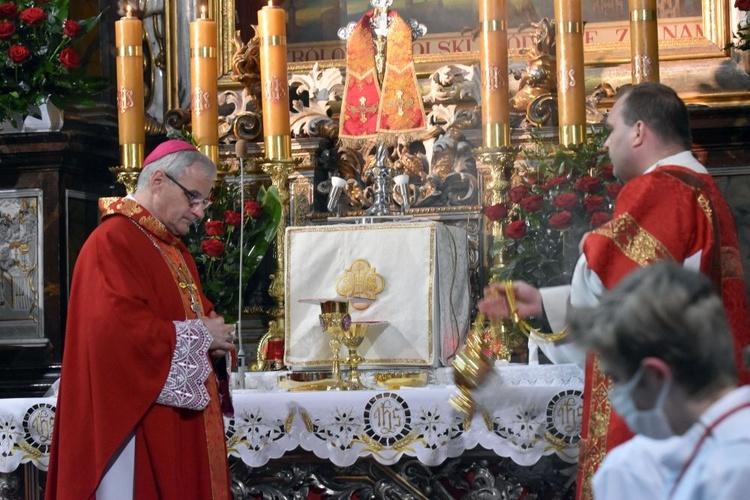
594;213;673;266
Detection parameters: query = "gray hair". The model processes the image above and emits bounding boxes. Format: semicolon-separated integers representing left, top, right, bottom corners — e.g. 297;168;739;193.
569;261;737;396
136;149;217;190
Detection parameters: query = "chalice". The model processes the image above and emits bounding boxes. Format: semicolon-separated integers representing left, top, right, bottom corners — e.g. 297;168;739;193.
318;299;351;389
342;321;388;389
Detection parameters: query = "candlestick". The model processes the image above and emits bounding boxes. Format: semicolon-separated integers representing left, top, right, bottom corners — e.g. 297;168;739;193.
115;5;145;172
479;0;510;148
190;5;219;164
554;0;586;147
258;1;291;160
630;0;660;83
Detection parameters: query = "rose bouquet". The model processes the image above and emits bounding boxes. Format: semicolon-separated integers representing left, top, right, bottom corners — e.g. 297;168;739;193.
0;0;107;125
486;127;618;287
185;181;283;323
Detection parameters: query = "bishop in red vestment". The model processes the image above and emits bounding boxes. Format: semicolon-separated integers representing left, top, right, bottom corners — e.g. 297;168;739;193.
46;141;236;499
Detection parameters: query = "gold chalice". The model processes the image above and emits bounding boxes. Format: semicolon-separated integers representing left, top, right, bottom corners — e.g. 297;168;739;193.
318;300;351;389
342;321;388;390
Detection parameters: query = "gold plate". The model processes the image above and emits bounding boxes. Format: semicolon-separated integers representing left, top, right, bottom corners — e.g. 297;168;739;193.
374;372;428;390
278;372;337;392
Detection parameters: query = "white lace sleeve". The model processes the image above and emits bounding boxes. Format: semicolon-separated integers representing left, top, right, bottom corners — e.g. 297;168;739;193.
156;319;212;410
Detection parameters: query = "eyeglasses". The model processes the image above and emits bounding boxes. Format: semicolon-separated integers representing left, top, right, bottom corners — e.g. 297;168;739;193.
164;172;212;210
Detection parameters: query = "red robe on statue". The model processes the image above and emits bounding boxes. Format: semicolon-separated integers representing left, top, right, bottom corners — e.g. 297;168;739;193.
45;198;231;499
575;165;750;499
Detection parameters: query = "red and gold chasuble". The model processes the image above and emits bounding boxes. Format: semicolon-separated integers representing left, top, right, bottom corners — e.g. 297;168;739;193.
339;9;426;148
46;198;231;500
574;167;750;500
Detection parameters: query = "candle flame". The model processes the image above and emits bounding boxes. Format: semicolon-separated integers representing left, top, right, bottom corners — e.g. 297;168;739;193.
126;4;132;17
267;0;273;6
201;5;206;18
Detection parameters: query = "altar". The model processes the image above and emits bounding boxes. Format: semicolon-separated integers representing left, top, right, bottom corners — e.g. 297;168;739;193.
0;363;582;498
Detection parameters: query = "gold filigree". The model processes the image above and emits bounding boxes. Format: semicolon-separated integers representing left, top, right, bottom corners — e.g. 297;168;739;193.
593;213;674;266
335;258;385;310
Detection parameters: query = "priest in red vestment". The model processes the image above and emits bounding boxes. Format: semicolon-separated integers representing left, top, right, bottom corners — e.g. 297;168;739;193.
45;141;237;499
478;82;750;500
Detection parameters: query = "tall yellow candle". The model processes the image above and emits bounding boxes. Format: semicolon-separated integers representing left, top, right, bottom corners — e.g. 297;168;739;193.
190;5;219;164
554;0;586;147
630;0;660;83
258;1;291;160
479;0;510;148
115;5;145;169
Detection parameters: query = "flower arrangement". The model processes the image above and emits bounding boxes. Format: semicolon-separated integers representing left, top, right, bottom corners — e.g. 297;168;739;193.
486;127;618;288
730;0;750;51
184;180;283;323
0;0;107;125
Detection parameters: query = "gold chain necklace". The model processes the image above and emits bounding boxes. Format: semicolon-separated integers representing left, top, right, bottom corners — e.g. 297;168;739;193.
127;218;203;316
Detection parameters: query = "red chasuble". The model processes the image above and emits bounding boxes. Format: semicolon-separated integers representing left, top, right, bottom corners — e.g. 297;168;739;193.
574;166;750;500
45;198;231;499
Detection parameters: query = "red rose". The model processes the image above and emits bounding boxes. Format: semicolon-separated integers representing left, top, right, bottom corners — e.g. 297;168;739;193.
736;0;750;11
549;211;573;230
485;203;508;222
504;219;527;240
201;239;226;258
19;6;45;25
244;200;263;218
599;164;615;181
0;4;17;17
552;192;579;210
606;183;623;200
204;220;225;236
574;176;603;194
223;210;242;227
520;194;544;213
59;47;79;68
508;185;530;204
583;195;606;214
590;211;613;228
8;44;30;64
542;176;568;191
0;20;14;39
63;19;81;38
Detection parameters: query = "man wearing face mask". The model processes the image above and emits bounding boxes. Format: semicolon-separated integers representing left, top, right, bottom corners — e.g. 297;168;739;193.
569;262;750;499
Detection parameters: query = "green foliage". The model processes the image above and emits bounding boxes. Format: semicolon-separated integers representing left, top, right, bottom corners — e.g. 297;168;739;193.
185;181;283;323
0;0;108;124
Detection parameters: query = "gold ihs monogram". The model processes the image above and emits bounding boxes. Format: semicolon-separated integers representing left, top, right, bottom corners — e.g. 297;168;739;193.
336;259;385;310
263;76;287;103
117;85;134;114
192;87;210;116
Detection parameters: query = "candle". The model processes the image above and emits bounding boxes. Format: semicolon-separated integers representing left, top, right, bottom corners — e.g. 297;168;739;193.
554;0;586;147
258;1;291;160
479;0;510;148
630;0;660;83
115;5;145;169
190;5;219;164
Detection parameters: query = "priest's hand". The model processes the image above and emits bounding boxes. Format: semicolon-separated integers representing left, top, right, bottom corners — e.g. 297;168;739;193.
203;311;236;359
478;280;543;320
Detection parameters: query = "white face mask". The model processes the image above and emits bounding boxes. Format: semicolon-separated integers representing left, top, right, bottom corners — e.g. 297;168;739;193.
608;366;674;439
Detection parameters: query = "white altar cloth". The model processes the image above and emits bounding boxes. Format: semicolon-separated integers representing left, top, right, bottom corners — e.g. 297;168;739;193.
0;364;583;473
284;221;470;368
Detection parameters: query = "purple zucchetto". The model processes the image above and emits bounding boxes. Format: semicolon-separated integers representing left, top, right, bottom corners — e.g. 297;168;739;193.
143;140;199;167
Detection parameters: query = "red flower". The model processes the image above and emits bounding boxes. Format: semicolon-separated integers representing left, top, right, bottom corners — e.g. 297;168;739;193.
549;211;573;230
244;200;263;218
736;0;750;11
485;203;508;221
583;195;606;213
606;183;623;200
0;20;14;39
504;219;527;240
19;6;45;25
201;239;226;258
590;211;613;228
574;176;603;194
552;192;579;210
0;3;18;17
59;46;79;68
223;210;242;227
520;194;544;213
8;44;30;64
599;164;615;181
508;185;530;204
204;220;225;236
63;19;81;38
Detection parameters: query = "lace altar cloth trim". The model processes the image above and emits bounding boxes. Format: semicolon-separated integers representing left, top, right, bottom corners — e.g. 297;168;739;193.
0;364;583;473
155;319;212;410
